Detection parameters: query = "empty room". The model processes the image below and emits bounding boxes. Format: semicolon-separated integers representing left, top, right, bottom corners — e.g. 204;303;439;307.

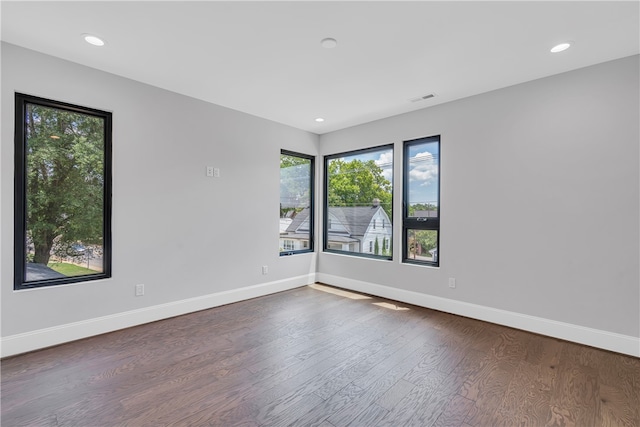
1;1;639;426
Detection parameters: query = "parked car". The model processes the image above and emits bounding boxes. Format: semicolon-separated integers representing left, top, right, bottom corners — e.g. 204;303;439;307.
67;243;86;257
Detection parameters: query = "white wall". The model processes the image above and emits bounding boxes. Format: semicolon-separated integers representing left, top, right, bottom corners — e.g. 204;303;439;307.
1;43;319;355
318;55;640;354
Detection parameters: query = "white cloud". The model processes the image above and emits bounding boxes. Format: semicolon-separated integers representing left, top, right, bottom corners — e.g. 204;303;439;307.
409;151;438;186
375;151;393;181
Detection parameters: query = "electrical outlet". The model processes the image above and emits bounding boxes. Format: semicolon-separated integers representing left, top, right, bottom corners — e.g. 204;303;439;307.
448;278;456;289
206;166;214;177
213;168;220;178
262;265;268;275
135;284;145;296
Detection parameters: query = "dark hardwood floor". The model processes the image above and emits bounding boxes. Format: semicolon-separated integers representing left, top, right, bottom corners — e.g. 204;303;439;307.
2;284;639;426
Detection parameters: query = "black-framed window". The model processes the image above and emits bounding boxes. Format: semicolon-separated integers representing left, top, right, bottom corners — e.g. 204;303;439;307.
403;136;440;266
14;93;112;289
279;150;314;255
324;145;393;260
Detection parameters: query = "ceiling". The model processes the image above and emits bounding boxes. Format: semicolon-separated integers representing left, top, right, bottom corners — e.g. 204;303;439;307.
2;1;639;134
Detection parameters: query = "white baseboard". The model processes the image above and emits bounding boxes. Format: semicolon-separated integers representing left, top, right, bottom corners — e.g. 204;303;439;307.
4;273;638;358
317;273;640;358
1;274;315;358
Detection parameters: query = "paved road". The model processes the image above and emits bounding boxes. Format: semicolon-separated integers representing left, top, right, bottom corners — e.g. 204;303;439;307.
26;263;66;281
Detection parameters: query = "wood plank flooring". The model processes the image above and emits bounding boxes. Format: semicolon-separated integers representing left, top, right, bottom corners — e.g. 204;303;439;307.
2;283;639;426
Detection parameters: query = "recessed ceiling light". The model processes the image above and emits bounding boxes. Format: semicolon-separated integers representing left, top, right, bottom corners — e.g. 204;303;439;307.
315;118;325;122
550;42;571;53
320;38;337;49
83;34;105;47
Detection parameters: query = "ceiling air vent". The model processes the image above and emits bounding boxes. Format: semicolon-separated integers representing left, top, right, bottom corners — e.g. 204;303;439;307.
410;93;435;103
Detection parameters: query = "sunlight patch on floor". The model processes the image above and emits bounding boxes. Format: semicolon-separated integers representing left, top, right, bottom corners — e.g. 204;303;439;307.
310;283;372;300
373;302;410;311
310;283;410;311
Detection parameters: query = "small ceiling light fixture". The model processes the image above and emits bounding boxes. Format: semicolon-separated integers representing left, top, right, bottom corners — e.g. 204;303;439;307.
83;33;105;47
550;42;571;53
315;118;325;122
320;38;337;49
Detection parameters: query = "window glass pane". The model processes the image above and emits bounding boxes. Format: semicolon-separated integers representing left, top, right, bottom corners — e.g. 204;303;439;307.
279;152;313;254
407;140;439;217
406;229;438;263
18;98;110;286
403;136;440;266
325;146;393;258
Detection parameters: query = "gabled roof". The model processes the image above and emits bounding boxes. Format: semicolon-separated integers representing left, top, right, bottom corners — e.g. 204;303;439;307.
286;205;389;238
286;208;311;233
328;206;384;237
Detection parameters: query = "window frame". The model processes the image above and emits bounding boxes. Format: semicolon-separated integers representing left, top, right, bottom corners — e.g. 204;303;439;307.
14;93;113;290
279;149;315;256
402;135;441;267
323;144;394;261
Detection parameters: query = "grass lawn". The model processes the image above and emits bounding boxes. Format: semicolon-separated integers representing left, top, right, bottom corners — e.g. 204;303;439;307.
48;262;96;276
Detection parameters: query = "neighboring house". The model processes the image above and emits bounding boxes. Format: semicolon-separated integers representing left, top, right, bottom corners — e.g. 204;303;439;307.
280;208;312;252
280;200;392;255
279;218;293;233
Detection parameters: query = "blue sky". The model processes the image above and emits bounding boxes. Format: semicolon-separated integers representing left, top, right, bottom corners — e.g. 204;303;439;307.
407;141;439;206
